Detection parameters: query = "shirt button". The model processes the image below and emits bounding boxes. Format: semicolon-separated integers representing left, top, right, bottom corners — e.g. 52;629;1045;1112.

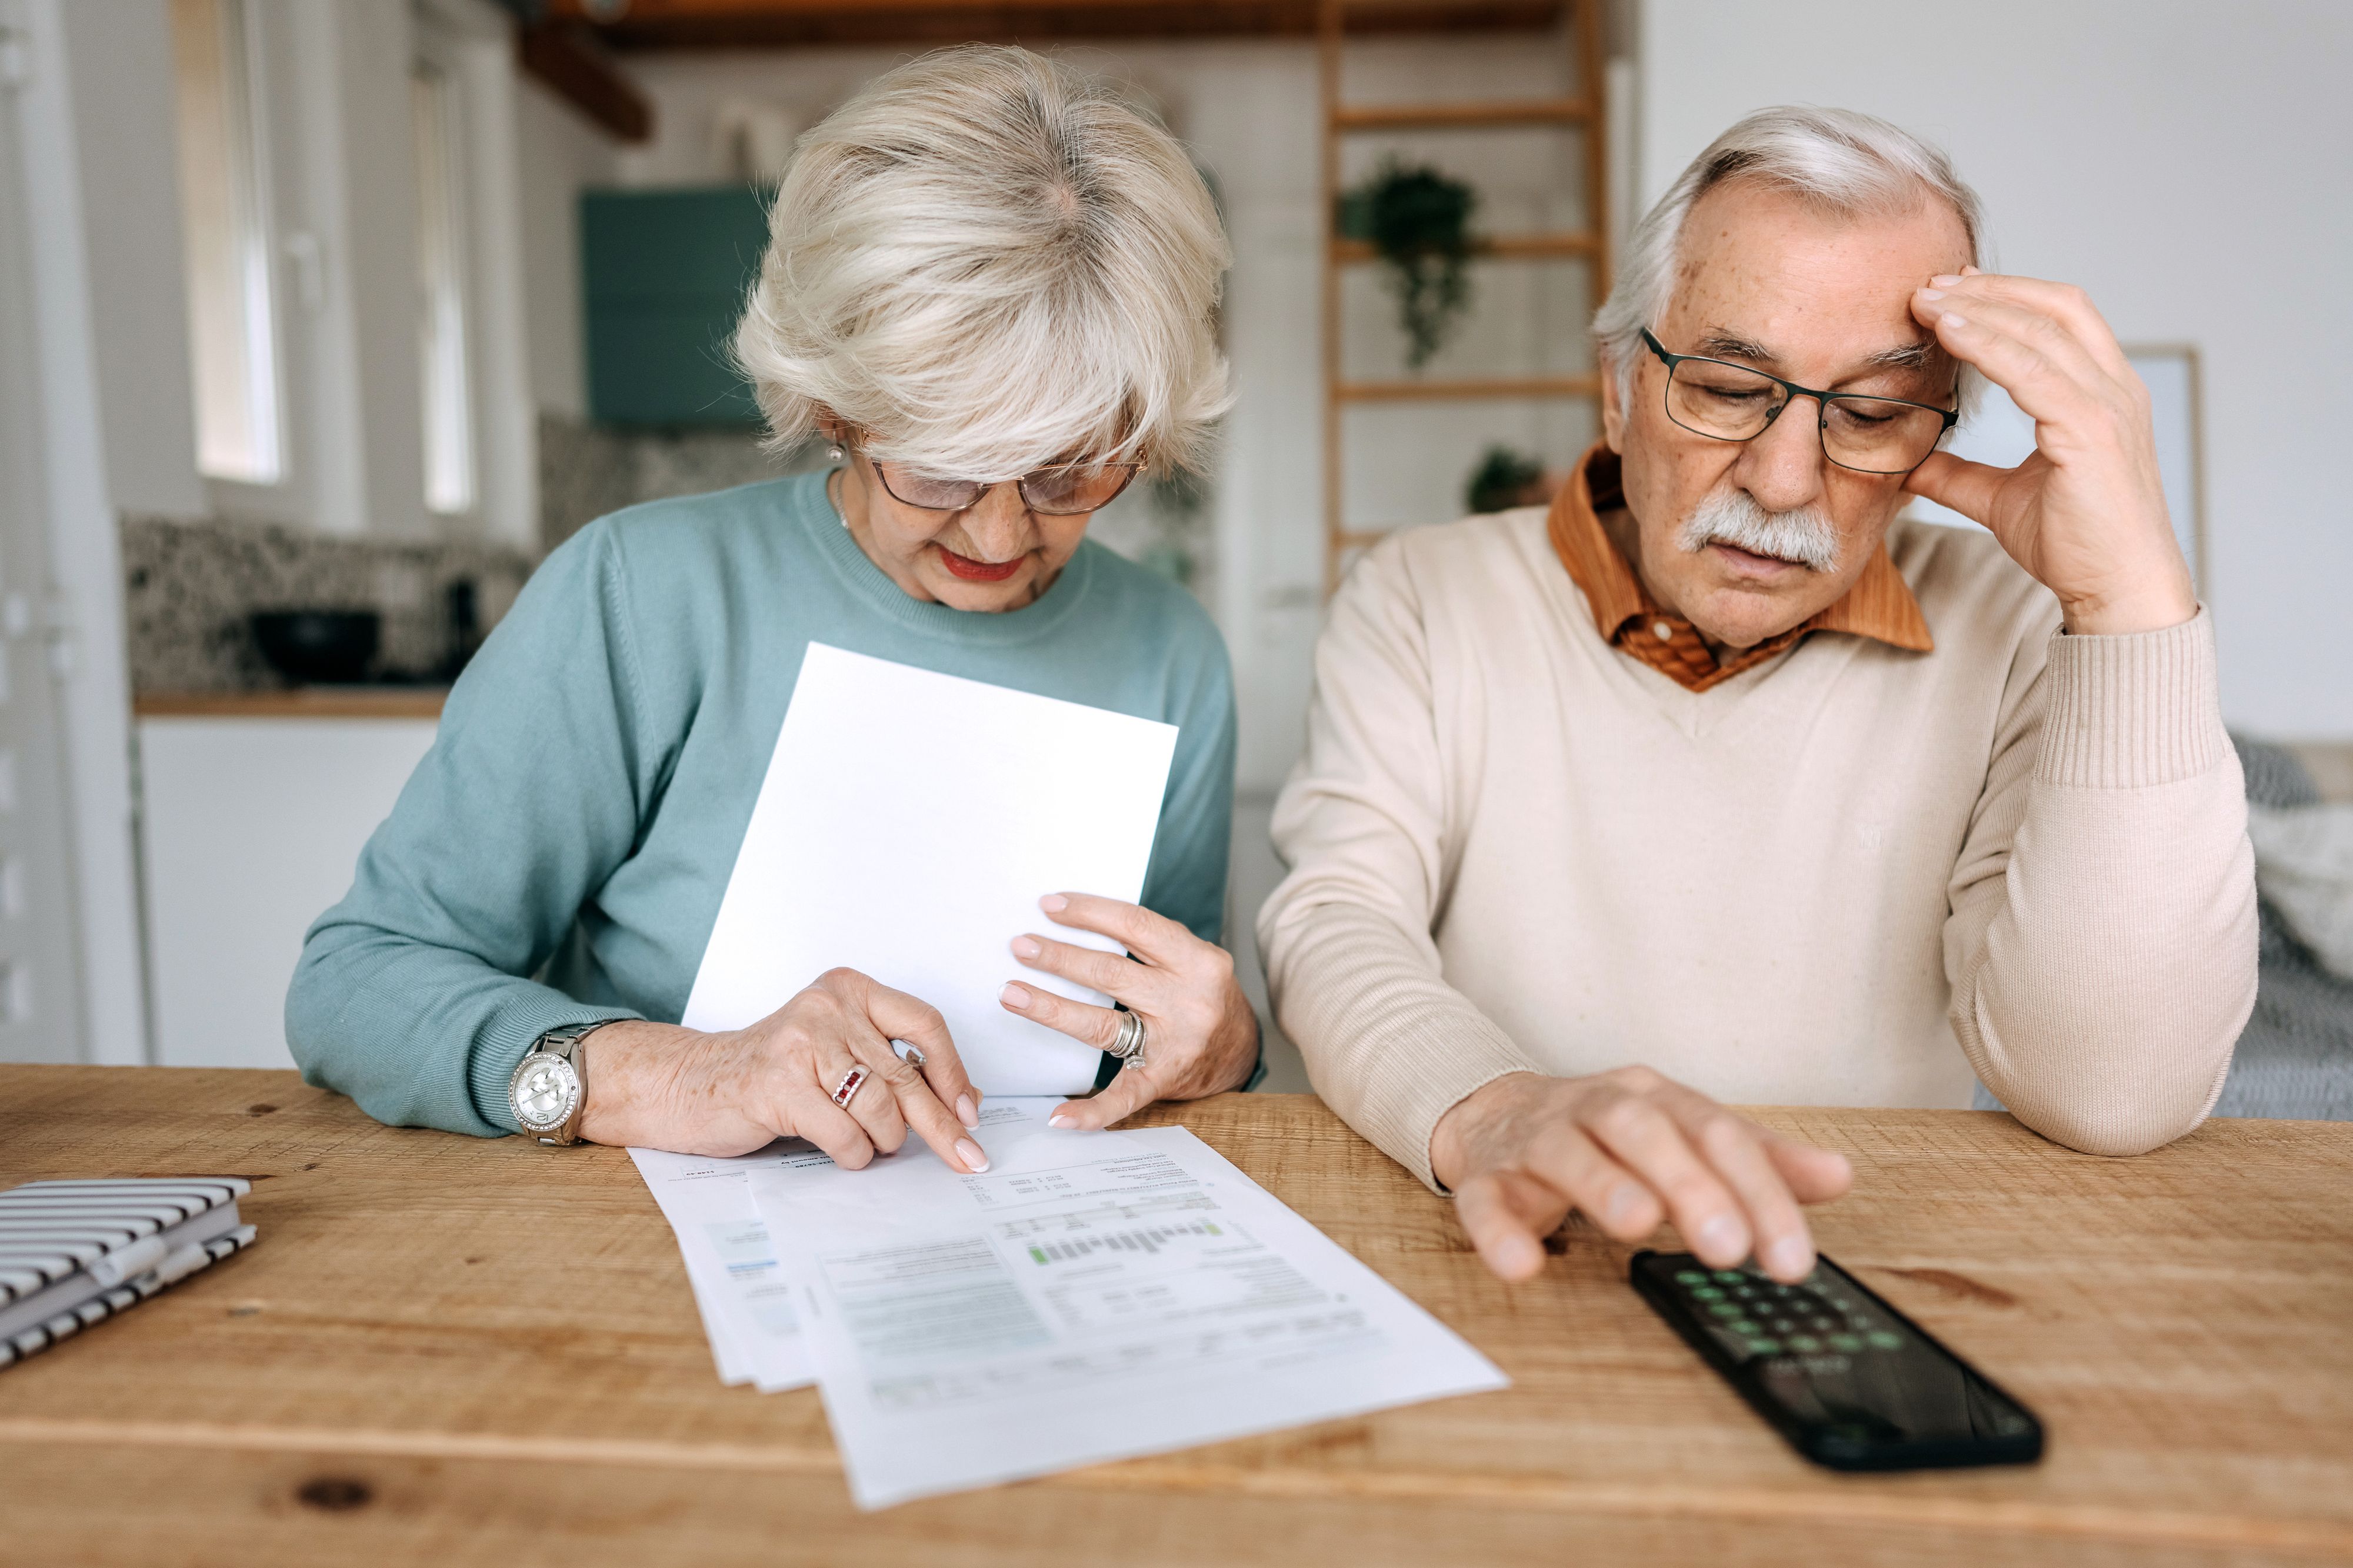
1652;620;1674;641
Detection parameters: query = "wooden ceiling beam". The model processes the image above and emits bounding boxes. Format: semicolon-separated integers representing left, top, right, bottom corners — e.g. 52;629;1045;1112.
544;0;1567;50
517;20;655;142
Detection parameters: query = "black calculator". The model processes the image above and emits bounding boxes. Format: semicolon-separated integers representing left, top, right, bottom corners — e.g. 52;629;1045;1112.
1631;1249;2044;1471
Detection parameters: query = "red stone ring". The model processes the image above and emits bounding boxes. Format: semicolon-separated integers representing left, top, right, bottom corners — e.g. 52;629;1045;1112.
830;1065;870;1110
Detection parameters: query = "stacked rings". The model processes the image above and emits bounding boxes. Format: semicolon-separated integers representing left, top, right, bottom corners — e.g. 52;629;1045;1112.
1109;1010;1148;1068
831;1065;869;1109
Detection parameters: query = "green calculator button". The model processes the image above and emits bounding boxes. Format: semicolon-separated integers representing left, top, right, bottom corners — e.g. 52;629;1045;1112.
1689;1286;1723;1300
1675;1270;1707;1285
1708;1303;1742;1318
1727;1320;1758;1335
1827;1333;1864;1352
1788;1335;1821;1352
1867;1330;1904;1350
1713;1270;1747;1283
1744;1337;1781;1355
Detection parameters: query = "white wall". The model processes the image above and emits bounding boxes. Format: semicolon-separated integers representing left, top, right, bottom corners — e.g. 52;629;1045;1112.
12;0;189;1063
1635;0;2353;740
516;75;620;422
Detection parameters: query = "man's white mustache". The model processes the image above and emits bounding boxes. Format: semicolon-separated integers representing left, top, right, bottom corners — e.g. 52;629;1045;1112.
1675;487;1840;572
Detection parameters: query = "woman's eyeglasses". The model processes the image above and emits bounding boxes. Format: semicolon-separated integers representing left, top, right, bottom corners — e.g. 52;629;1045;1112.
1641;327;1958;476
864;454;1144;516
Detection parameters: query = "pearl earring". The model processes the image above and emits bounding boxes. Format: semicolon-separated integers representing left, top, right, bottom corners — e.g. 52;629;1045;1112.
826;442;844;461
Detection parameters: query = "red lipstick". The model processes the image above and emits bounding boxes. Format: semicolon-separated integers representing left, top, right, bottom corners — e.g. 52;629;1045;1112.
938;547;1025;582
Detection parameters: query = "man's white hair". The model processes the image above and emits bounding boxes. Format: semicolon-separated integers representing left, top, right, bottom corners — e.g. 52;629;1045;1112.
733;45;1232;479
1593;105;1987;416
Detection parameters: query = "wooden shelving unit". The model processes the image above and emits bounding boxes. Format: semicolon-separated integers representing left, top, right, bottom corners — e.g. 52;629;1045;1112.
1318;0;1609;583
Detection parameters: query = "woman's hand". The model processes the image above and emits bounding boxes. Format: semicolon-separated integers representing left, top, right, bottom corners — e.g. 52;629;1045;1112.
997;893;1260;1130
578;968;991;1172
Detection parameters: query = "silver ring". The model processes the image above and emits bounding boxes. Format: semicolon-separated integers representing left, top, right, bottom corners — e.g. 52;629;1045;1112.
1108;1009;1147;1068
892;1039;927;1070
831;1065;870;1109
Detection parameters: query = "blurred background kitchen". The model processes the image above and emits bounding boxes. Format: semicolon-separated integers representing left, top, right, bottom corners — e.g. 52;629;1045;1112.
0;0;2345;1099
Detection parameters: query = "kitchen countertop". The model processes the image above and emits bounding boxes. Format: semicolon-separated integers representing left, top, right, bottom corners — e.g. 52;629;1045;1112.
133;689;448;720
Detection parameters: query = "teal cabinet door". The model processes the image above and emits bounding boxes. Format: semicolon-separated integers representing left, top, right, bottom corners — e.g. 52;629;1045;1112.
582;186;772;428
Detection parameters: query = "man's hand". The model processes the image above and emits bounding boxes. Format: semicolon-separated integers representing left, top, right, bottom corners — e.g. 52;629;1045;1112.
1904;268;2197;637
1431;1068;1854;1283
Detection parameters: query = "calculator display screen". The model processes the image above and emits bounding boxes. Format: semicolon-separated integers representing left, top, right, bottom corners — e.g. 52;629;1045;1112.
1632;1250;2039;1457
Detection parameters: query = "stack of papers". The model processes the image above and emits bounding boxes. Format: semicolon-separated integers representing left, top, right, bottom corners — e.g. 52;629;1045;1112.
636;1103;1504;1509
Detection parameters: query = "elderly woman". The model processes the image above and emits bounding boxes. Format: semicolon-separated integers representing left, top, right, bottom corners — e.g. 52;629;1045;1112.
287;47;1256;1172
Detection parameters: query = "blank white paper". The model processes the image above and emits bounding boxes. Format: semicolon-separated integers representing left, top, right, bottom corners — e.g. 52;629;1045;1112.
682;644;1180;1095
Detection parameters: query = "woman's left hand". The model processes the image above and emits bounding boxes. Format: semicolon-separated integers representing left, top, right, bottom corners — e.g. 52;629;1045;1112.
998;892;1259;1129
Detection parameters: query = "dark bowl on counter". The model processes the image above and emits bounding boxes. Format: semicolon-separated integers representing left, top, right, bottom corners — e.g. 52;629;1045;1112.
251;610;381;685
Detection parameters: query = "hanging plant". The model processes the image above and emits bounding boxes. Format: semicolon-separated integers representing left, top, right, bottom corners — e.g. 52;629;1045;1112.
1338;159;1480;370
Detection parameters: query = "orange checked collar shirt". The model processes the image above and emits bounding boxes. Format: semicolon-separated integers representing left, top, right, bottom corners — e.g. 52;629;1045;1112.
1548;443;1933;690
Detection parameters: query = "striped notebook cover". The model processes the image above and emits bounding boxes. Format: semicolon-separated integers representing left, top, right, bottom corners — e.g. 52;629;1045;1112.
0;1179;258;1369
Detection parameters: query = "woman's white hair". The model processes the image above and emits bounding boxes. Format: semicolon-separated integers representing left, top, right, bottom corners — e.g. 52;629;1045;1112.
733;45;1232;479
1593;105;1987;415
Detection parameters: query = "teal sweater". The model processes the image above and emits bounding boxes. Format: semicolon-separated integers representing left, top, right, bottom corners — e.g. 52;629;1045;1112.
287;473;1237;1137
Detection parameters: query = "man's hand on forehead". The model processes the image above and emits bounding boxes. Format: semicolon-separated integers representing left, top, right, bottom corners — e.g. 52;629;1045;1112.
1901;267;2197;637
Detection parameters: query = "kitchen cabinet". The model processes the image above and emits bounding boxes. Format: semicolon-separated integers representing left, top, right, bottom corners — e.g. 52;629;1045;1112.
137;710;438;1069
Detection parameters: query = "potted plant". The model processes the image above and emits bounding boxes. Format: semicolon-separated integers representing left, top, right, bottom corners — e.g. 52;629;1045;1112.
1338;160;1480;371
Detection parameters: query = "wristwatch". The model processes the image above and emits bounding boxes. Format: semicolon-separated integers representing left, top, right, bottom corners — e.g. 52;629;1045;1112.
507;1022;612;1146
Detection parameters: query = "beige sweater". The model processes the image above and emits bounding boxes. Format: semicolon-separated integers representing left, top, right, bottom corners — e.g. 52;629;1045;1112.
1259;509;2258;1189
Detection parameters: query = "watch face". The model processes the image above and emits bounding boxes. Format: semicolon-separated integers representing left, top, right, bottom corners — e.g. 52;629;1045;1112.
513;1055;580;1132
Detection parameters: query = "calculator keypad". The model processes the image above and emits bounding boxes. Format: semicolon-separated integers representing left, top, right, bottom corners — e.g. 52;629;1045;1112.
1670;1266;1907;1362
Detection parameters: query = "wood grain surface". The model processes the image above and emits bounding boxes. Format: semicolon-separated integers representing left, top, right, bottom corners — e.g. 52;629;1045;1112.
0;1066;2347;1566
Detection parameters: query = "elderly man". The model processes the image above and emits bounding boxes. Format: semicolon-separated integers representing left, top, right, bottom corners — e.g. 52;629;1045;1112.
1259;106;2257;1286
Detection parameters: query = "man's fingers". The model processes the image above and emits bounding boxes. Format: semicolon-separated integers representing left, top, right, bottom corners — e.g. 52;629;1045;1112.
1903;449;2019;528
1521;1122;1661;1242
1685;1112;1814;1283
999;982;1126;1052
1912;292;2117;429
836;970;977;1130
1046;1065;1159;1132
1039;892;1185;964
1452;1170;1569;1282
1579;1094;1750;1268
1764;1136;1855;1205
1924;272;2132;379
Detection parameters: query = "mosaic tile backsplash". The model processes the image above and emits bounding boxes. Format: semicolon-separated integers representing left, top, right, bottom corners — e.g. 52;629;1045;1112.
120;514;534;693
123;413;1215;692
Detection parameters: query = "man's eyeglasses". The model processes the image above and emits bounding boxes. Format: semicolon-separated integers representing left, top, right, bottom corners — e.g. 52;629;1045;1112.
864;453;1143;516
1641;328;1958;476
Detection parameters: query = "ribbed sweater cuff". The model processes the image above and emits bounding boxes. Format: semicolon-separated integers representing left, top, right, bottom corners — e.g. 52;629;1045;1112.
468;991;644;1134
2034;606;2228;789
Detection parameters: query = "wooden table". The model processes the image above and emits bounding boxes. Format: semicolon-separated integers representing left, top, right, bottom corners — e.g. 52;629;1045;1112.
2;1067;2348;1566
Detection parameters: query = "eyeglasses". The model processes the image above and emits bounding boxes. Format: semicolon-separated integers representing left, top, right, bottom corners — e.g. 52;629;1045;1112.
863;453;1144;516
1641;328;1958;476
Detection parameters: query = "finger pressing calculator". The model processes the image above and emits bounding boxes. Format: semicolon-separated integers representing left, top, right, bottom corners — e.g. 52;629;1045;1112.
1630;1249;2044;1471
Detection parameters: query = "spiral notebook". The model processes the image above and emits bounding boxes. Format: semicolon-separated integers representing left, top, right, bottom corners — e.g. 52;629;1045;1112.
0;1178;258;1368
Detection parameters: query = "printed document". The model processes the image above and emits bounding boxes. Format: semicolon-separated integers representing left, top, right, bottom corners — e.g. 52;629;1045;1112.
679;644;1178;1095
751;1112;1507;1509
629;1100;1063;1390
